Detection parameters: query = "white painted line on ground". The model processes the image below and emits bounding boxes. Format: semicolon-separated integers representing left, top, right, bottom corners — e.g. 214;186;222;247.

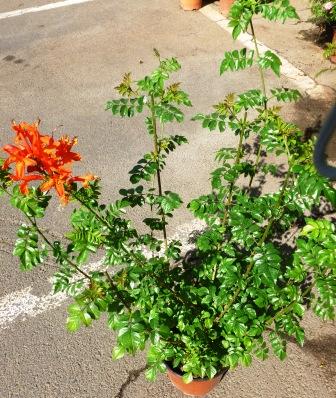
200;5;319;94
0;287;67;327
0;0;94;20
0;220;204;329
0;258;103;329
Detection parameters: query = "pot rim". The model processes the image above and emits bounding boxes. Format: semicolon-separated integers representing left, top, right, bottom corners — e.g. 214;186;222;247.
164;361;229;382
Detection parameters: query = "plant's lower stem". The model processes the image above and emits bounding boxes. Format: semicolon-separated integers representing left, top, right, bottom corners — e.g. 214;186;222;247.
250;20;267;101
222;115;246;228
247;143;262;190
73;192;111;228
150;94;168;250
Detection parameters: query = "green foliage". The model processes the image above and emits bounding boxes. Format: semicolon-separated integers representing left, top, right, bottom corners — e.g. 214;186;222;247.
270;88;301;102
259;0;299;22
310;0;336;26
13;225;47;270
10;186;51;218
3;1;336;386
159;191;183;214
323;42;336;59
258;50;282;77
66;293;107;332
105;96;145;117
192;112;228;132
155;103;184;123
129;153;160;184
269;332;286;360
228;0;299;40
237;89;267;109
220;48;255;74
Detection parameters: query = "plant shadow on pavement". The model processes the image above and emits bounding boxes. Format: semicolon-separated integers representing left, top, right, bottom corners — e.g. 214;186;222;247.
299;25;334;48
202;0;217;5
304;333;336;381
290;96;336;159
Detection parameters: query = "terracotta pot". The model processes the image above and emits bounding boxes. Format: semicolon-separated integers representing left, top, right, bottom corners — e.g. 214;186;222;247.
180;0;202;11
331;27;336;64
219;0;235;16
165;362;228;396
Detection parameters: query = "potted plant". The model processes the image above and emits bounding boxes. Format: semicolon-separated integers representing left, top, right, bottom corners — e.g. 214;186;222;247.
310;0;336;28
219;0;235;15
1;1;335;397
180;0;202;11
310;1;336;61
323;40;336;63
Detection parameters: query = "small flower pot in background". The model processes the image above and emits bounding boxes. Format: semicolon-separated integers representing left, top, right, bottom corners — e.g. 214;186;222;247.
180;0;202;11
331;26;336;64
219;0;235;15
165;362;228;396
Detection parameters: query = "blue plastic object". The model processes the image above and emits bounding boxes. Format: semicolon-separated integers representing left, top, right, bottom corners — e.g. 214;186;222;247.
314;105;336;180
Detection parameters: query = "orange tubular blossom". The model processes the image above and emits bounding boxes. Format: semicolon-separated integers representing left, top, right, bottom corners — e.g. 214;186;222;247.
1;121;97;203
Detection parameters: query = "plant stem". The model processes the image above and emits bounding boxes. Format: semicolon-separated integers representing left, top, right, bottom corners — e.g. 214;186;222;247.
215;171;291;323
72;192;111;228
222;117;246;227
250;20;267;99
150;94;168;250
247;19;267;190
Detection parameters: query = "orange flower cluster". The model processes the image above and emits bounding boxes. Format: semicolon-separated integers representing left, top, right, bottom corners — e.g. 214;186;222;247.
2;121;96;204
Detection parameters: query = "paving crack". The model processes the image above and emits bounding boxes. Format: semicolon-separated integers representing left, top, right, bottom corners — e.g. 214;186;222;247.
114;366;147;398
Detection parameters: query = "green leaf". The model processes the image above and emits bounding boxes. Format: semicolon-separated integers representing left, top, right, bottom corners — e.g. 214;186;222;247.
295;328;305;347
128;153;159;184
10;186;51;218
66;316;81;333
81;311;93;327
292;303;305;318
206;365;217;379
237;89;267;109
241;353;252;367
228;3;253;39
182;372;193;384
259;1;299;23
270;88;301;102
112;345;126;360
155;103;184;123
105;96;144;118
160;191;183;214
258;51;282;77
269;332;287;360
146;367;157;382
192;112;228;132
14;225;46;270
144;217;167;231
118;321;146;354
220;48;254;74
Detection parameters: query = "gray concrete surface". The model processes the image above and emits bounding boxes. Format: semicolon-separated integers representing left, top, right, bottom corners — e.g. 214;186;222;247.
0;1;335;397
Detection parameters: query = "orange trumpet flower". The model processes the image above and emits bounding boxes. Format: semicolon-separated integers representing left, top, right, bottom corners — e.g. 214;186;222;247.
1;121;97;204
